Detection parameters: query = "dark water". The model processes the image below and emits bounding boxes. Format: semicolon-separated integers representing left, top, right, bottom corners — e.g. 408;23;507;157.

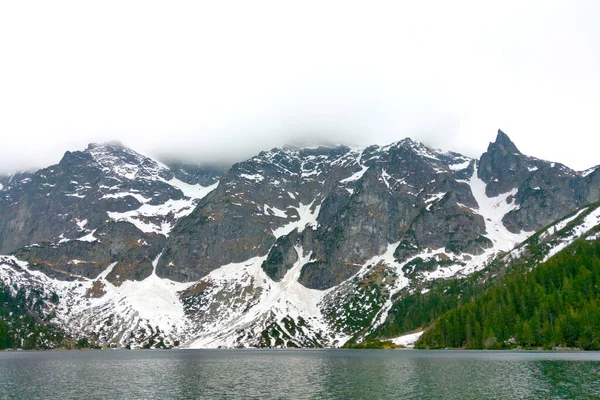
1;349;599;399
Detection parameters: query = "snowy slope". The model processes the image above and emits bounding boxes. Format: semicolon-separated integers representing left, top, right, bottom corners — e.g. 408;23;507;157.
179;160;543;347
1;137;597;349
185;248;336;348
89;144;219;236
0;254;195;348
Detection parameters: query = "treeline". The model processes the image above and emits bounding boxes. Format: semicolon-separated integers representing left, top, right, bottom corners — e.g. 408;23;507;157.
372;205;600;342
417;238;600;350
0;283;65;349
369;251;519;341
370;277;481;339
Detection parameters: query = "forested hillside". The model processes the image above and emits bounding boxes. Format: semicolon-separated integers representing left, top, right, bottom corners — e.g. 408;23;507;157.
417;237;600;350
0;283;65;349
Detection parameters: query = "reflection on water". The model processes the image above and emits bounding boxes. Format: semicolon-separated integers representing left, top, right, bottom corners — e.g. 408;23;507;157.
1;350;599;399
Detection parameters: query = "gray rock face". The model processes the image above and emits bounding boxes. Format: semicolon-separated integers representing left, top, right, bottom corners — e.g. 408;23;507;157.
582;168;600;204
261;235;299;281
297;143;482;289
15;221;166;285
479;130;600;233
0;142;221;283
478;129;531;197
162;160;226;187
157;145;365;281
156;139;487;287
2;130;599;295
394;191;491;262
298;260;341;290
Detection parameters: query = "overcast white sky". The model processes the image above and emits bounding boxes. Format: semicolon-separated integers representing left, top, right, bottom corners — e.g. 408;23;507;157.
1;1;599;173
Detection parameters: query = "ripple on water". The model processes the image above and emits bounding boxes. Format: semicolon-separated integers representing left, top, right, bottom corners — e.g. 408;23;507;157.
1;350;600;400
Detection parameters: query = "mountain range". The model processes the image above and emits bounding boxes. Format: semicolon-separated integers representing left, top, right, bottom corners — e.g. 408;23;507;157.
1;130;599;349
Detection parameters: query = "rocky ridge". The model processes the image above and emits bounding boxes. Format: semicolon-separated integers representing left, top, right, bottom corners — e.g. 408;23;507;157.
0;130;599;349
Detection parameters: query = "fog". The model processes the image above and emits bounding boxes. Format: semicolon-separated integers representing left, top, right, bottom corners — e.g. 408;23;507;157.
1;1;599;173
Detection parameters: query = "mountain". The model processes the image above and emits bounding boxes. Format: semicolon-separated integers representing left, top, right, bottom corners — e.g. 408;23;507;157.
0;130;599;349
0;142;221;284
479;130;600;232
414;201;600;350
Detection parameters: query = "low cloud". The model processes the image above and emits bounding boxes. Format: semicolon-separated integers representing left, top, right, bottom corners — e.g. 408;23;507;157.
1;1;599;173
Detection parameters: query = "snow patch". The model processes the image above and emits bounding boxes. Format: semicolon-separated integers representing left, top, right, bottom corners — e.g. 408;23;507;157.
165;179;218;200
587;232;600;241
449;160;471;171
77;230;98;242
340;167;368;183
581;166;599;178
272;201;321;237
106;181;217;236
101;192;149;203
469;164;532;251
391;331;424;348
380;169;391;189
75;219;88;230
543;207;600;262
240;173;265;183
425;192;446;209
340;151;368;183
187;247;330;348
264;204;288;218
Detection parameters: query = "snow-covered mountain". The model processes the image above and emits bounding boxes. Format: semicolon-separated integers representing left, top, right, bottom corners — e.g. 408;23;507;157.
1;130;599;349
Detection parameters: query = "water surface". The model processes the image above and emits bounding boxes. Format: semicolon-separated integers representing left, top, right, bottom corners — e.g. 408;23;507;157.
1;349;599;399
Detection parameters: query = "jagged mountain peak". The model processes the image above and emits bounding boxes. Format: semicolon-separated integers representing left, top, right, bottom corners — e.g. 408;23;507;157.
2;130;600;350
83;142;171;181
87;140;127;151
491;129;521;155
478;129;530;196
377;137;467;165
378;137;421;151
259;138;446;163
255;144;354;160
580;164;600;178
56;141;164;182
0;139;222;256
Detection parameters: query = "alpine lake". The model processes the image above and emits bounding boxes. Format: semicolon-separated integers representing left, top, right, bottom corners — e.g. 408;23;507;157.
1;349;599;399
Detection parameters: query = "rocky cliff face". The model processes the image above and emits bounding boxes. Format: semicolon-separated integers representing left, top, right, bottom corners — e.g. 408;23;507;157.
0;142;220;285
1;130;599;349
479;130;600;233
159;139;488;289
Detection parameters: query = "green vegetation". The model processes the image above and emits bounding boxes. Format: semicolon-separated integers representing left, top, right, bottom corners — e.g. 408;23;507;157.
260;316;323;348
261;245;285;279
345;339;400;349
418;238;600;350
0;283;65;349
370;277;482;340
322;266;394;343
369;252;515;341
371;203;600;346
402;256;457;279
338;283;385;335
